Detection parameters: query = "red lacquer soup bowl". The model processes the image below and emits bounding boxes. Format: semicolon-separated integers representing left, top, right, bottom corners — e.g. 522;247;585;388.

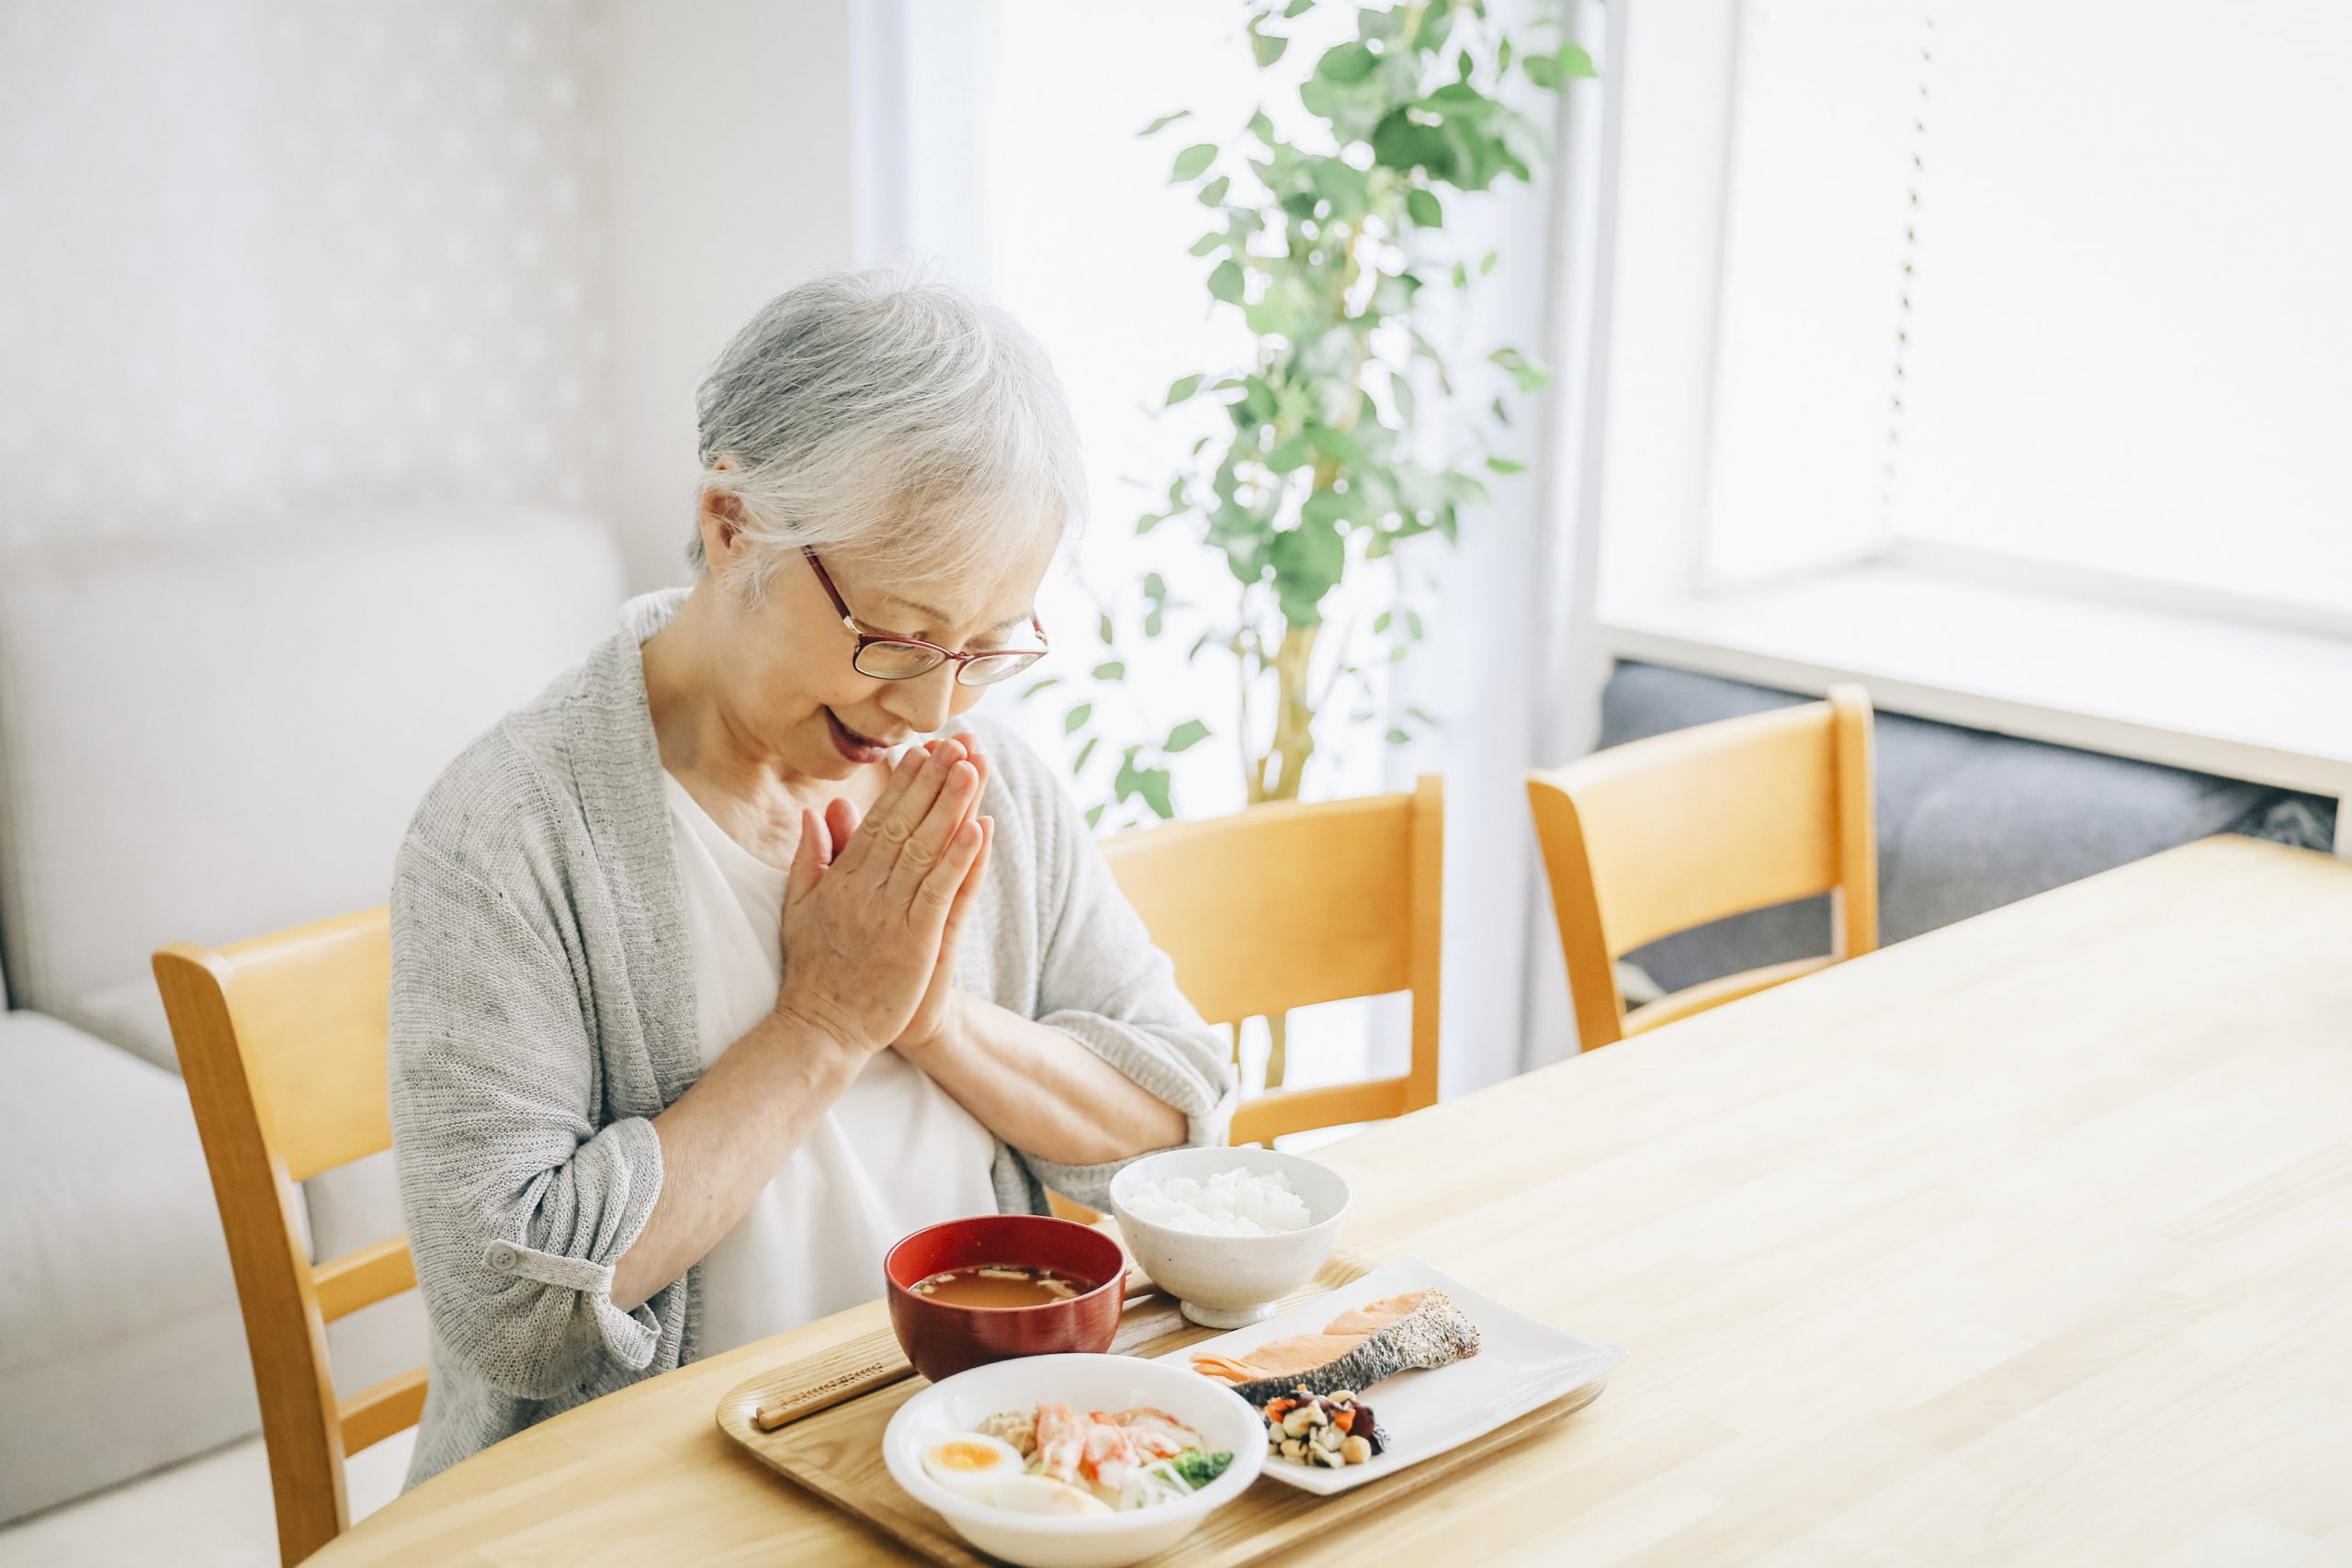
884;1214;1126;1383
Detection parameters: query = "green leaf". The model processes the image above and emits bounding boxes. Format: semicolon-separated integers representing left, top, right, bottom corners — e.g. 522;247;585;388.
1248;108;1277;143
1283;0;1313;15
1170;142;1218;181
1091;660;1126;681
1207;259;1246;304
1022;676;1060;699
1165;373;1205;407
1371;109;1450;177
1411;4;1454;51
1250;29;1289;67
1063;703;1092;734
1311;158;1372;216
1316;40;1377;85
1300;485;1356;529
1097;612;1116;645
1490;345;1553;392
1425;83;1498;120
1266;434;1315;473
1525;42;1597;90
1084;803;1106;829
1138;109;1192;136
1073;735;1100;773
1188;231;1227;257
1136;767;1175;820
1385;727;1412;744
1143;570;1168;603
1198;175;1231;207
1405;187;1443;228
1268;515;1345;626
1144;606;1165;637
1164;718;1211;753
1486;455;1527;474
1304;423;1369;465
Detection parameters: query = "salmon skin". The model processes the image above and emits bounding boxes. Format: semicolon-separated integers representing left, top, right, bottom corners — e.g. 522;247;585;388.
1193;1288;1481;1406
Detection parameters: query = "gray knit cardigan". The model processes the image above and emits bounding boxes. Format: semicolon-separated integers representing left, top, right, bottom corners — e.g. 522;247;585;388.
387;590;1235;1488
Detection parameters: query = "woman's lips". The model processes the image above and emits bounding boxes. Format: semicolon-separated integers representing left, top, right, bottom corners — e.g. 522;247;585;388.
824;707;892;763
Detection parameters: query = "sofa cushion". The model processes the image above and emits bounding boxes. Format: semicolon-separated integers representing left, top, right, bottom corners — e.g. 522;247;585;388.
0;1010;255;1519
0;505;624;1015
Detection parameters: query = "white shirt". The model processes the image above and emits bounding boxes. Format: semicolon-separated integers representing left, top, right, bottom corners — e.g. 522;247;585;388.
661;772;1001;1356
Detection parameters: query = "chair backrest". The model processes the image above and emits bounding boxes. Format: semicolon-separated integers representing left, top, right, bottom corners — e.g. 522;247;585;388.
1527;686;1877;1051
1102;777;1443;1145
153;908;420;1567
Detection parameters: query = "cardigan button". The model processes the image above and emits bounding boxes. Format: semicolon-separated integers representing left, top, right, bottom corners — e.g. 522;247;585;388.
485;1242;521;1271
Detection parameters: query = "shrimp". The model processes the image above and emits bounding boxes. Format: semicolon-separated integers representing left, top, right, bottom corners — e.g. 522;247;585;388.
1080;1412;1143;1487
1112;1407;1200;1461
1032;1402;1087;1486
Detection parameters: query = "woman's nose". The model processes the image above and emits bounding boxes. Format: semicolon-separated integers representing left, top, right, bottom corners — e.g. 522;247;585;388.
878;665;961;735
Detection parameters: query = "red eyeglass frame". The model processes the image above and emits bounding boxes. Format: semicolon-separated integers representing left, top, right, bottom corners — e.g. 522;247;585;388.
801;547;1049;685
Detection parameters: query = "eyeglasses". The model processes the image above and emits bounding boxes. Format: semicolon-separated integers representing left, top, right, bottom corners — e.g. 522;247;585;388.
802;548;1049;687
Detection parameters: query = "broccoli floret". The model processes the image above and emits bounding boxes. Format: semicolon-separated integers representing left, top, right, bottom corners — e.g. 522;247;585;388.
1166;1449;1235;1490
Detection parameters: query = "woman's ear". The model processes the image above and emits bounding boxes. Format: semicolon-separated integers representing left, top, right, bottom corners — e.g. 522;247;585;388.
697;491;751;570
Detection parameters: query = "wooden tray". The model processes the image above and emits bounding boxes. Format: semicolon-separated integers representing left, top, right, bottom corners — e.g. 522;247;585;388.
715;1254;1611;1566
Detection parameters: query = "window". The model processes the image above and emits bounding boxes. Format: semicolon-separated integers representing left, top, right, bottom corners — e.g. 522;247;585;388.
1590;0;2352;836
1706;0;2352;617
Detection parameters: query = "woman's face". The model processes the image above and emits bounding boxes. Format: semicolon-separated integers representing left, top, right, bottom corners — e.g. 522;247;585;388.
699;506;1057;782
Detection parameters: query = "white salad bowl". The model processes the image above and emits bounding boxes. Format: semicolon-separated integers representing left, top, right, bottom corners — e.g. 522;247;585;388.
1109;1146;1351;1328
882;1351;1266;1568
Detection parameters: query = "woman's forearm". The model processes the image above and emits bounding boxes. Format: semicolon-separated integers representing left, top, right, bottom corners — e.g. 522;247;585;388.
609;1009;871;1313
901;994;1191;1167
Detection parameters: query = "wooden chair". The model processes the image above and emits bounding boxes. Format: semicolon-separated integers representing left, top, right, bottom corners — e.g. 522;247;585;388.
1527;686;1877;1052
1102;776;1444;1147
153;909;424;1567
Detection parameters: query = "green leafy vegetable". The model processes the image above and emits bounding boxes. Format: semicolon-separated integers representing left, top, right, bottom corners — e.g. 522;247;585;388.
1166;1450;1235;1490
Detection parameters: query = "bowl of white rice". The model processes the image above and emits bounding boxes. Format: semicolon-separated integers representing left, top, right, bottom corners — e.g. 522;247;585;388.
1108;1147;1350;1328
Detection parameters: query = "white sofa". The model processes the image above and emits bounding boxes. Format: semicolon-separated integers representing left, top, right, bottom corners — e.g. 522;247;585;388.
0;508;626;1521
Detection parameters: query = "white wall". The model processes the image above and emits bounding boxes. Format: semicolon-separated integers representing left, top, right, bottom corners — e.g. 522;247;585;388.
0;1;616;546
0;0;858;591
595;0;856;591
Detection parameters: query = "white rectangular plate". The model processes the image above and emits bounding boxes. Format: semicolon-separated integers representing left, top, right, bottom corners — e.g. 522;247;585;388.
1154;1256;1629;1495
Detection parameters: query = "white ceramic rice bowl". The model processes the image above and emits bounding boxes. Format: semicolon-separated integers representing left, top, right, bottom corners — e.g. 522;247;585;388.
1109;1146;1351;1328
881;1352;1266;1568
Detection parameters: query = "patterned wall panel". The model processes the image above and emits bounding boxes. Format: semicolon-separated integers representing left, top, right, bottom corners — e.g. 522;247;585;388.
0;0;613;543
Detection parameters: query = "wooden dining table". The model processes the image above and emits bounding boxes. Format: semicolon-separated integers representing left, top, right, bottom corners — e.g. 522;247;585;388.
314;835;2352;1566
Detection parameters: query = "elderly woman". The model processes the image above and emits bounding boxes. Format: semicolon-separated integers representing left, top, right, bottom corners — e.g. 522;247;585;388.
388;268;1236;1487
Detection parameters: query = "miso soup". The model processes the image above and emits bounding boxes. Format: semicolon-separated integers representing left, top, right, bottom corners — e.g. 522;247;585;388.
909;1263;1091;1308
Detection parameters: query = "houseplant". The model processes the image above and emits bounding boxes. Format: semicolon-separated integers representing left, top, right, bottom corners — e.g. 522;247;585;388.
1049;0;1589;1081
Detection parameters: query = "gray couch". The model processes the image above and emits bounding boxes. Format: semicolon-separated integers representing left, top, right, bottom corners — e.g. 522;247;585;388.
1600;660;2338;993
0;508;625;1521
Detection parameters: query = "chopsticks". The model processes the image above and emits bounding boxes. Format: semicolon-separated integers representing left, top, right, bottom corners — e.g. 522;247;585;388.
750;1269;1163;1433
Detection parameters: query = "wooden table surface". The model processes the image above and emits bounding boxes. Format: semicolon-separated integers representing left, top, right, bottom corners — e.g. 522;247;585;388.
316;837;2352;1566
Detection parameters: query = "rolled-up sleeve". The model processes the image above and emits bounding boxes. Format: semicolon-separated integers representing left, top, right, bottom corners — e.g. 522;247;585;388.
1019;783;1238;1209
388;836;668;1400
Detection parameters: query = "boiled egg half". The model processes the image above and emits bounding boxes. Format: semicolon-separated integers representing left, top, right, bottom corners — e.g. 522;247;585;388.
919;1431;1025;1501
987;1473;1114;1516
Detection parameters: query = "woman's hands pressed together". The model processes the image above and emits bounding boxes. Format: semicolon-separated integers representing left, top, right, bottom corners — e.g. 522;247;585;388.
773;735;993;1056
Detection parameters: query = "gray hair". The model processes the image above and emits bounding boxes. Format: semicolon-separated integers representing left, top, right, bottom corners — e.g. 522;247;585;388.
690;265;1086;597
